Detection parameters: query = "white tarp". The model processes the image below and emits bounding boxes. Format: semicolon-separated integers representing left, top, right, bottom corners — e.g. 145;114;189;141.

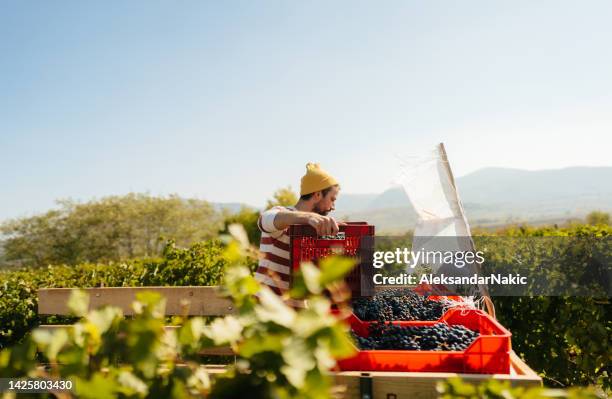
397;143;483;296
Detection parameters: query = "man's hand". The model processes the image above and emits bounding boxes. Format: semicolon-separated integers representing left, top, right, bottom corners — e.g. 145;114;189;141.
270;209;341;235
306;214;339;236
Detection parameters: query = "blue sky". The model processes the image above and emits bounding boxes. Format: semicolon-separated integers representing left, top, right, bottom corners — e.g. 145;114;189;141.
1;1;611;221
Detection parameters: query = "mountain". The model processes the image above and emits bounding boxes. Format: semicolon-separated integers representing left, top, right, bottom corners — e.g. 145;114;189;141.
334;193;378;212
333;166;612;232
456;166;612;205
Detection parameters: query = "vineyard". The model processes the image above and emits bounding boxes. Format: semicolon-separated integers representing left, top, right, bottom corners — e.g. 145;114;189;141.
4;0;612;396
0;223;609;398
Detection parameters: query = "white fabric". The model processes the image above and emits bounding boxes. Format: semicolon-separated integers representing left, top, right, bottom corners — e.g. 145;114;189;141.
261;207;282;233
398;144;482;295
259;243;290;259
258;258;291;274
398;146;471;236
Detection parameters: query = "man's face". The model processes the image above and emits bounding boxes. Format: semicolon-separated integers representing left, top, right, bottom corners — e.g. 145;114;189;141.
313;186;339;216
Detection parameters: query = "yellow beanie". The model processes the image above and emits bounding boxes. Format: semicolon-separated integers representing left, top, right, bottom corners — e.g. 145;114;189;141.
300;163;339;196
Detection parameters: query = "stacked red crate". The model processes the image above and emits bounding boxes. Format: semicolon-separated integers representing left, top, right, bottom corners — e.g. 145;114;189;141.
288;222;375;298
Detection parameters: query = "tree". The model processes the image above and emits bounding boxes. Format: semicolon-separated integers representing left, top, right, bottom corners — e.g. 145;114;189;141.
221;206;261;245
221;186;299;246
585;211;610;226
0;193;223;267
265;186;298;210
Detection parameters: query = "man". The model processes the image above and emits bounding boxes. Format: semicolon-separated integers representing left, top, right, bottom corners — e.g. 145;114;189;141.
255;163;340;295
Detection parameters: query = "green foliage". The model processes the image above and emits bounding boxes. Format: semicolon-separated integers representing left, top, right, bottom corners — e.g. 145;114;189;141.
585;211;610;226
495;296;609;390
266;186;298;210
220;185;300;249
0;270;42;349
0;240;256;350
220;206;261;245
0;228;357;398
1;220;610;394
204;238;356;398
1;290;212;398
0;193;223;267
438;377;601;399
476;224;611;391
219;186;301;247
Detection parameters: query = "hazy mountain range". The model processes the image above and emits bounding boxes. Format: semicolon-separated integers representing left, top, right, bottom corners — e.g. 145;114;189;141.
208;167;612;233
2;167;611;235
330;166;612;233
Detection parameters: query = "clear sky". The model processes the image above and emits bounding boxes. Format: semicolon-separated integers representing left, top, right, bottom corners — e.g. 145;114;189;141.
1;1;611;221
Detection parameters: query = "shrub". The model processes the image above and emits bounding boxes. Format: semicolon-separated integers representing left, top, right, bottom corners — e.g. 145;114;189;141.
0;232;356;398
0;239;257;350
438;377;601;398
478;225;611;390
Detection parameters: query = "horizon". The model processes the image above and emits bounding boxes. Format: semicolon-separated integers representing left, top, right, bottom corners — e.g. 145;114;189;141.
2;2;611;221
2;164;611;221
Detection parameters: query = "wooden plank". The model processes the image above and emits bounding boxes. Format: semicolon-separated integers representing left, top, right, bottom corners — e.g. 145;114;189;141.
333;351;541;399
34;345;540;398
199;347;234;356
37;325;234;356
37;286;234;316
197;353;542;399
509;351;541;380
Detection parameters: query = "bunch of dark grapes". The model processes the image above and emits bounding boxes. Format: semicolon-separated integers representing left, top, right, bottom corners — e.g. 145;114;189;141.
354;323;478;351
352;288;445;321
351;331;376;350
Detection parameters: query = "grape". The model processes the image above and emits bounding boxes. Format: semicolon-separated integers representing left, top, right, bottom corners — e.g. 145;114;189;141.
353;323;479;351
352;288;445;321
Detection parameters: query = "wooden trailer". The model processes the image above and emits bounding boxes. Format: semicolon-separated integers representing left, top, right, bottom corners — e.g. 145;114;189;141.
37;286;542;399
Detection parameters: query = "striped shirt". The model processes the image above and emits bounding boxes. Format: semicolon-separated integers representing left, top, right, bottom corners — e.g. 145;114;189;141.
254;206;295;296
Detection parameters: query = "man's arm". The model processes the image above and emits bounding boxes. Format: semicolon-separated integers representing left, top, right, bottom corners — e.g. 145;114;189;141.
260;208;339;236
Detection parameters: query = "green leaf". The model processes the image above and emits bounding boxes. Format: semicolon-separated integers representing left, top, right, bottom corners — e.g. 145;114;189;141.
204;316;243;346
186;365;211;393
288;272;308;299
320;326;356;359
32;327;69;361
67;289;89;317
74;373;119;399
300;262;322;294
313;346;336;370
223;264;260;301
281;338;315;389
228;223;250;247
89;306;123;334
254;288;296;328
178;317;206;346
239;333;285;357
292;298;335;337
133;291;166;318
117;370;148;396
318;256;356;286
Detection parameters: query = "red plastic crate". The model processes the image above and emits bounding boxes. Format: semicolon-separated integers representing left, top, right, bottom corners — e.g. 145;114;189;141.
338;308;512;374
288;222;375;297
